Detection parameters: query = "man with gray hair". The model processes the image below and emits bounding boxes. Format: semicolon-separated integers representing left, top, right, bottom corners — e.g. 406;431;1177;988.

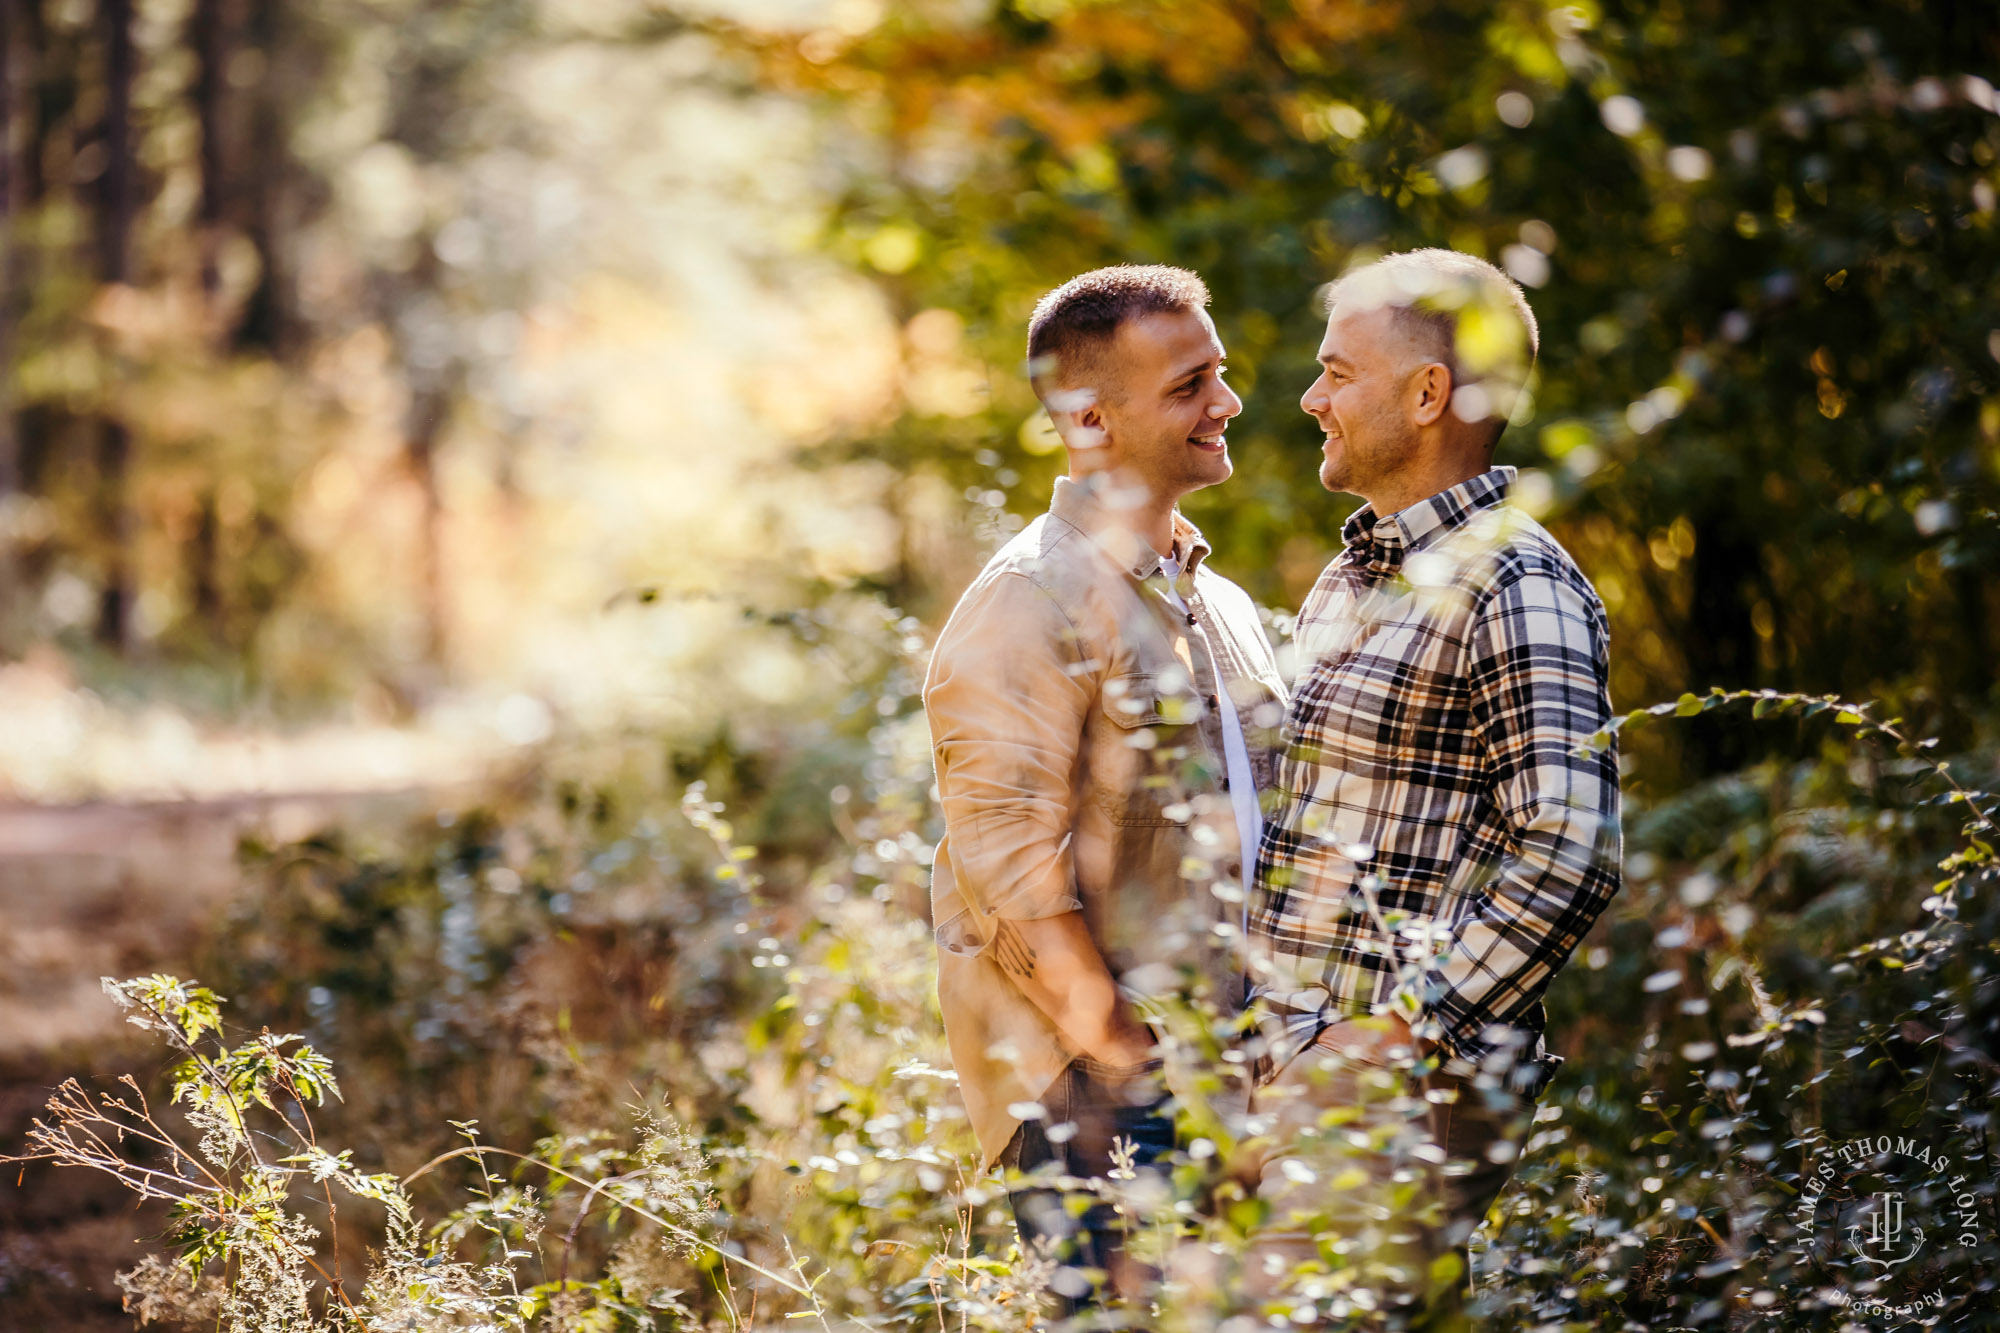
1243;249;1622;1321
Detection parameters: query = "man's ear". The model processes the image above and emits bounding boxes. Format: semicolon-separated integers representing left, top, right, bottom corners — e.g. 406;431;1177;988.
1410;363;1452;428
1048;386;1109;452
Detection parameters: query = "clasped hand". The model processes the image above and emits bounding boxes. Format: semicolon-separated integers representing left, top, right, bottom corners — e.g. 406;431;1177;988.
1313;1011;1431;1065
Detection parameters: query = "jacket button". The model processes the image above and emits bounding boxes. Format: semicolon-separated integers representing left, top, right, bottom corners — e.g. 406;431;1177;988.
1185;611;1197;626
1205;693;1218;707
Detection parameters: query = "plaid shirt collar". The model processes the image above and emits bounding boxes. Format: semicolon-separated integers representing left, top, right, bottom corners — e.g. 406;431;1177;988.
1050;474;1213;581
1339;465;1518;581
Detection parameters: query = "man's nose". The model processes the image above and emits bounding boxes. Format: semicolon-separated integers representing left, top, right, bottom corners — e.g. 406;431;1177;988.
1300;373;1329;417
1212;380;1244;420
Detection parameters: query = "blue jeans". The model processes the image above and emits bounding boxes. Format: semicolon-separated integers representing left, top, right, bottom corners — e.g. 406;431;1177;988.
1000;1055;1176;1319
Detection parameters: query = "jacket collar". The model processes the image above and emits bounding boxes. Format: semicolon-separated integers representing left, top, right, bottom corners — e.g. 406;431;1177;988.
1050;475;1213;582
1339;465;1517;581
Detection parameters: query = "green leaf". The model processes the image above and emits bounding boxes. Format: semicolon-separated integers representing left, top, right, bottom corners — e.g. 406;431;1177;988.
1674;693;1704;717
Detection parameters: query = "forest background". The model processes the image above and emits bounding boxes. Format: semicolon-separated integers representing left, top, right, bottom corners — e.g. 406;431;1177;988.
0;0;1997;1329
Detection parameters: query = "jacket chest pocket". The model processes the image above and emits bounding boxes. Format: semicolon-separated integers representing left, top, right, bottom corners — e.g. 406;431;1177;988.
1103;670;1208;729
1097;671;1208;825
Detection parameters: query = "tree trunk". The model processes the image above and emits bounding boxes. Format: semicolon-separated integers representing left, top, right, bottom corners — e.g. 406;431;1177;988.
192;487;223;642
93;0;135;650
20;0;43;209
407;386;449;673
0;0;19;655
190;0;228;300
1681;510;1761;774
94;0;132;286
398;224;453;677
236;0;285;353
0;0;19;504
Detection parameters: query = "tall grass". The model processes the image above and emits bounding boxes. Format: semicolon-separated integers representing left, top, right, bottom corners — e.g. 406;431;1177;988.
8;625;1998;1330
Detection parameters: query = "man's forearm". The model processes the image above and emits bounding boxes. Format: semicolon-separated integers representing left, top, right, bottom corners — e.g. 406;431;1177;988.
990;912;1155;1067
1415;807;1621;1059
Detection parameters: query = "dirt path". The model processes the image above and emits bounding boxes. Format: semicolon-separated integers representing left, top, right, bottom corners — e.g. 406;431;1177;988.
0;790;448;1059
0;787;447;1329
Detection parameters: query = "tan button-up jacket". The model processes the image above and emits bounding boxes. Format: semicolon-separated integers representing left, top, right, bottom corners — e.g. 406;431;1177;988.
925;476;1286;1167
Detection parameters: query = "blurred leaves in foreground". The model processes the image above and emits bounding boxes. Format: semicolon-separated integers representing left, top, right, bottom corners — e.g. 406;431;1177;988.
5;0;2000;1329
10;613;2000;1325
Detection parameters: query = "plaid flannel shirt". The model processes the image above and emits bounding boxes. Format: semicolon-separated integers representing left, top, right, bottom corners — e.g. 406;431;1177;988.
1249;466;1621;1088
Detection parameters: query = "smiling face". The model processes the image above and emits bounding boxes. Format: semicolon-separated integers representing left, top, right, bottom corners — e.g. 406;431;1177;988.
1299;302;1432;504
1081;308;1242;503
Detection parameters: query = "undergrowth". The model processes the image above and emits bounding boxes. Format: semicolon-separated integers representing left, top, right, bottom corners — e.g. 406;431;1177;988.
8;674;1999;1330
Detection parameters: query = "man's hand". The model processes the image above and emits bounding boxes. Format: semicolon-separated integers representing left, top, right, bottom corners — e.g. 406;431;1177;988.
991;913;1155;1068
1314;1011;1430;1065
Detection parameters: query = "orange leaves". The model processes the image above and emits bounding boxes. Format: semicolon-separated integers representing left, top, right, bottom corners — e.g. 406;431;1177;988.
1061;2;1252;95
1283;0;1405;45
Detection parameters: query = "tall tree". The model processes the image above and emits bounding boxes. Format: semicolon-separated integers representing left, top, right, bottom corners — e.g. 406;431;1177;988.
234;0;290;354
187;0;232;644
0;0;19;507
93;0;135;649
190;0;229;301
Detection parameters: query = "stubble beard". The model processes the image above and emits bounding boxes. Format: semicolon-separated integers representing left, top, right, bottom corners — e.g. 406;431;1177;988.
1323;418;1414;508
1159;429;1231;498
1190;446;1232;492
1319;430;1357;496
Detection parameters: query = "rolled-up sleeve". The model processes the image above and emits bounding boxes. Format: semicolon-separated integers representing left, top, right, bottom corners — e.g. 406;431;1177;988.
925;571;1093;955
1397;567;1622;1063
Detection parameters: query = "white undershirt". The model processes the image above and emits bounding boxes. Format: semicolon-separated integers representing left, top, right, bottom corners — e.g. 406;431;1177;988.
1159;551;1263;931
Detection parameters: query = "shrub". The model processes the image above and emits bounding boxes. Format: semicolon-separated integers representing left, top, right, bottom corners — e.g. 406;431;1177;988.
8;688;1997;1329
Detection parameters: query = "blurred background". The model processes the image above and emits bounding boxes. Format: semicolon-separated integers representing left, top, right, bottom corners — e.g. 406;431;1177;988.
1;0;1995;1327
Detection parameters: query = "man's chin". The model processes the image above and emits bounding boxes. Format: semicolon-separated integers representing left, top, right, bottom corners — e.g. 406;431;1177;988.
1190;454;1233;490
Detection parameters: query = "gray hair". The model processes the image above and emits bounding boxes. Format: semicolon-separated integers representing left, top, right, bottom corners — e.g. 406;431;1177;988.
1321;248;1539;431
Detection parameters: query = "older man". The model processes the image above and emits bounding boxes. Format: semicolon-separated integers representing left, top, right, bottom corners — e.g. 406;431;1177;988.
924;265;1285;1313
1246;250;1622;1322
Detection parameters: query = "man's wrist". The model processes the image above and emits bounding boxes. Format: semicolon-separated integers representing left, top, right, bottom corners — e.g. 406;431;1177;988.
1091;1017;1158;1067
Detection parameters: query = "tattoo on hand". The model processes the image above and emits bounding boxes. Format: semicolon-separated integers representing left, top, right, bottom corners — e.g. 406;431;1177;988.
992;919;1038;980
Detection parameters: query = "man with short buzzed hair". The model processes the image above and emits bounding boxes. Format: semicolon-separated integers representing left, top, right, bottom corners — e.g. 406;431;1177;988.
925;264;1285;1313
1244;249;1622;1321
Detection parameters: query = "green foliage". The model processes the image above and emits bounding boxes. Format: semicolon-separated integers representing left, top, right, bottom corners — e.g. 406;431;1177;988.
723;0;2000;775
8;2;2000;1329
14;645;2000;1327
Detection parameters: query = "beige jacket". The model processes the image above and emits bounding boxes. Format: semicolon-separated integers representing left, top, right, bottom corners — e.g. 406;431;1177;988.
925;476;1286;1168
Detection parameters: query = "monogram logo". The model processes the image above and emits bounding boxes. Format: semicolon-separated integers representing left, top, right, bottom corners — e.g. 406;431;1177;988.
1849;1190;1924;1268
1779;1132;1983;1320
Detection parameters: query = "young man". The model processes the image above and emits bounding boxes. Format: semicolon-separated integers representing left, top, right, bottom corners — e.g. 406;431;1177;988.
924;265;1285;1311
1246;250;1623;1319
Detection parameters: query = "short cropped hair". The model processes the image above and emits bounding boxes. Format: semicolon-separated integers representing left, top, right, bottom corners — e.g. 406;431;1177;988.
1026;264;1211;402
1322;249;1539;438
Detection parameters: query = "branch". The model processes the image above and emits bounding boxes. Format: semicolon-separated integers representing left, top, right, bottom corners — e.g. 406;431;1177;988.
1576;688;1995;833
402;1144;812;1299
